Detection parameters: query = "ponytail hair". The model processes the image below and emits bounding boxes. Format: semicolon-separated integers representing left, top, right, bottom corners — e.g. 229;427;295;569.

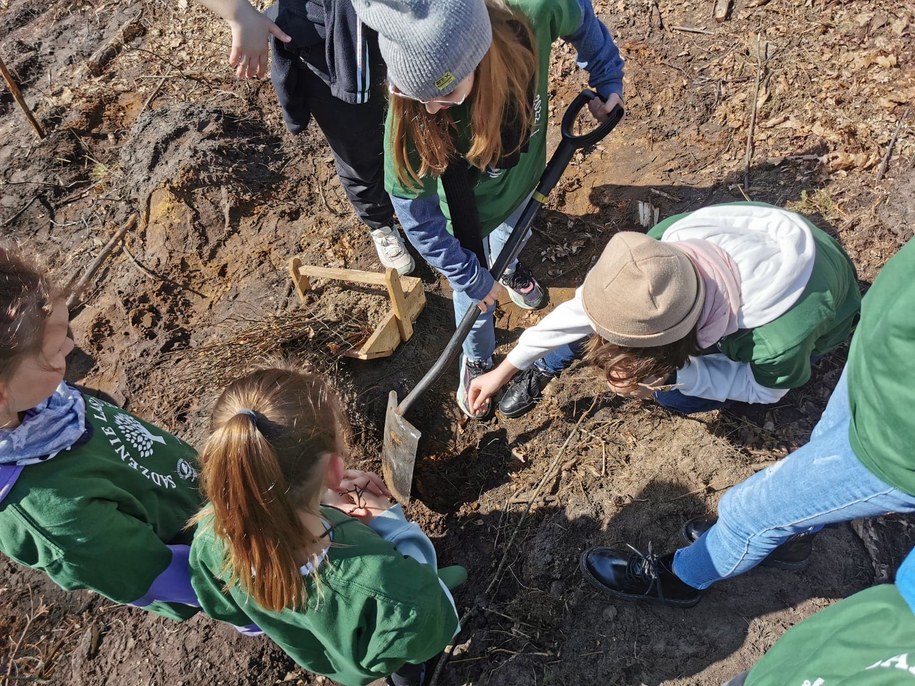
194;367;348;612
0;245;59;380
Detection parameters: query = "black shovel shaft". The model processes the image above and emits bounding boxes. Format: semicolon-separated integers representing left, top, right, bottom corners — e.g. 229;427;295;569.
396;93;624;416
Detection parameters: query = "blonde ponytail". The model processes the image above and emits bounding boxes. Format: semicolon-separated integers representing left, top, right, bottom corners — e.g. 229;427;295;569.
193;368;347;612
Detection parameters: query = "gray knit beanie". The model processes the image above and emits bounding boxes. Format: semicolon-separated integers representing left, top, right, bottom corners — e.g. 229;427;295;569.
352;0;493;101
581;232;705;348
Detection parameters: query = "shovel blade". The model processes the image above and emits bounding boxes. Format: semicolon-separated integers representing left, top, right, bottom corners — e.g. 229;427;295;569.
382;390;421;503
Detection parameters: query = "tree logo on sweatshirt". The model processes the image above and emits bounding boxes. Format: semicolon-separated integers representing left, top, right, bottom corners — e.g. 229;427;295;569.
113;414;167;458
176;458;198;482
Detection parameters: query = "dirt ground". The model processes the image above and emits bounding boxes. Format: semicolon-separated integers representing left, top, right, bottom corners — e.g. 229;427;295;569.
1;0;914;684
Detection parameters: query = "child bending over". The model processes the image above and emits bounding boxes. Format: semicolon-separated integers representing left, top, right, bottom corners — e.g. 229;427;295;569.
470;202;861;418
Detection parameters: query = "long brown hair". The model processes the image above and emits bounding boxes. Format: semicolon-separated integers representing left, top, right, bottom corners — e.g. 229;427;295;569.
584;327;701;393
0;245;57;381
193;367;348;612
389;0;538;187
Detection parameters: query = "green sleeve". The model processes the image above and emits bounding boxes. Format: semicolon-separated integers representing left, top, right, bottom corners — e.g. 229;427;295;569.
647;212;691;239
363;563;459;675
188;529;255;629
509;0;582;38
718;326;818;390
3;499;169;600
746;585;915;685
0;499;195;621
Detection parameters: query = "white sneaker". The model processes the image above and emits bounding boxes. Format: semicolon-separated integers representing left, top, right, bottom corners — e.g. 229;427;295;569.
370;226;415;275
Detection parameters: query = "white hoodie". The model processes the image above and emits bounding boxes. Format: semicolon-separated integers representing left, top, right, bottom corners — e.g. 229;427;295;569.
506;204;817;404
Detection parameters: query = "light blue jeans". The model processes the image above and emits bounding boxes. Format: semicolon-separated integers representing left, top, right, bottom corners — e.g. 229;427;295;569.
453;200;530;364
534;338;588;375
673;366;915;590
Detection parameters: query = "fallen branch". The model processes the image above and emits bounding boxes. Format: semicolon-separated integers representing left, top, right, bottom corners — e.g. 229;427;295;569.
670;25;714;34
0;56;46;139
875;108;909;181
0;194;41;228
427;400;598;686
85;12;146;77
66;214;137;309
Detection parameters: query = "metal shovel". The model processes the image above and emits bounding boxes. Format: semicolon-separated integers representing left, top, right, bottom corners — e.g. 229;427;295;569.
383;91;624;502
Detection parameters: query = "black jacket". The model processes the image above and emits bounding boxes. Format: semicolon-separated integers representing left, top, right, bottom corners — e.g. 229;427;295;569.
267;0;384;133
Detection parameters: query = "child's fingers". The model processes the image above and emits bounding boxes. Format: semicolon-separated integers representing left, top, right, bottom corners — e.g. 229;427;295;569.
468;385;482;412
258;51;268;78
235;55;249;79
229;44;241;68
360;471;390;496
246;56;259;79
267;21;292;43
339;471;390;497
341;469;384;487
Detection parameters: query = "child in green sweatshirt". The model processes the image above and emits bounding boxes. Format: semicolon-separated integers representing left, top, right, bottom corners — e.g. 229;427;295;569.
0;245;202;620
188;367;461;686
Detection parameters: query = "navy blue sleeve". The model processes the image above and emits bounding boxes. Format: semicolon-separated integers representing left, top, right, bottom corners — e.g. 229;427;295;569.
564;0;625;101
391;194;495;301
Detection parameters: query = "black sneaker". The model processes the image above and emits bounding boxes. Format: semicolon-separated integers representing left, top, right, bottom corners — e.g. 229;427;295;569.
500;261;547;310
580;544;703;608
498;366;555;418
681;518;814;570
456;354;493;419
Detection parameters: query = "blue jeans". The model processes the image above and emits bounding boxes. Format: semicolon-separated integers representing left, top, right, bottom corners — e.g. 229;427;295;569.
673;367;915;590
533;338;588;375
453;200;530;364
654;386;728;414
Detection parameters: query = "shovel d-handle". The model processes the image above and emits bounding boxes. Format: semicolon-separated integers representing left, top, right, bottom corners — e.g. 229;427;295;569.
394;91;623;418
536;92;624;201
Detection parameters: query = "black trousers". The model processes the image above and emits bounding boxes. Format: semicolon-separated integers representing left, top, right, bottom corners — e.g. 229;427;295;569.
297;66;394;231
387;660;425;686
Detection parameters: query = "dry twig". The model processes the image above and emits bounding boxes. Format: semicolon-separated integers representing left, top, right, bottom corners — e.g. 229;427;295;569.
140;73;170;113
0;194;41;228
670;25;714;34
0;56;46;139
121;243;208;298
875;109;909;181
66;214;138;309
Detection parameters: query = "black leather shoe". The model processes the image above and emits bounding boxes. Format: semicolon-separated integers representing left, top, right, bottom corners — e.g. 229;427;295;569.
580;545;703;608
681;518;814;570
498;367;555;418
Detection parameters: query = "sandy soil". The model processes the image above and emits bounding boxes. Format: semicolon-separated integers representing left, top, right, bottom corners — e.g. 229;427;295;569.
1;0;914;684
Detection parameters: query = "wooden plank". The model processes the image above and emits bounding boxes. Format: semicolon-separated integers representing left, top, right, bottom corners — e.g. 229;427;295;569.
403;281;426;322
384;268;413;341
288;257;311;303
294;264;422;290
346;312;401;360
